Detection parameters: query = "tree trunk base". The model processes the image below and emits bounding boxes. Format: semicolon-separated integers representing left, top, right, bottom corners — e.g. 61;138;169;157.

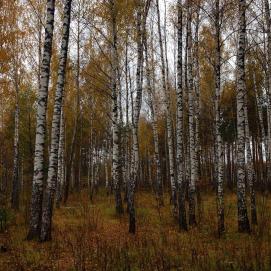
178;193;188;231
27;228;40;241
238;218;250;233
129;211;136;234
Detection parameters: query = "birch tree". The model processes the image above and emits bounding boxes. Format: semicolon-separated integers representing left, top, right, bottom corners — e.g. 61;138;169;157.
244;93;257;225
10;3;22;211
155;0;177;212
128;7;142;233
214;0;224;235
264;0;271;182
176;0;187;230
236;0;250;233
27;0;56;240
40;0;72;242
11;75;20;210
110;0;124;215
194;2;201;222
187;3;196;226
143;15;163;205
56;109;65;208
127;0;150;233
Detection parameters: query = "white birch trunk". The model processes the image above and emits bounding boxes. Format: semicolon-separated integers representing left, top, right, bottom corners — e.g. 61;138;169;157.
40;0;72;242
128;1;149;233
187;4;197;226
214;0;224;235
56;109;65;208
27;0;56;240
110;0;123;214
253;70;267;159
156;0;177;212
244;95;257;225
176;0;187;230
264;0;271;182
11;82;20;210
236;0;250;233
143;11;163;205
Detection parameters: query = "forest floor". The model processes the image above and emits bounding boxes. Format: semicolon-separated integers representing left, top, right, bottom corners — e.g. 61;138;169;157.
0;189;271;271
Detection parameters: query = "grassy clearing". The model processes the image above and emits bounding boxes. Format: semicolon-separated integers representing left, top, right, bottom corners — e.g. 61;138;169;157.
0;190;271;270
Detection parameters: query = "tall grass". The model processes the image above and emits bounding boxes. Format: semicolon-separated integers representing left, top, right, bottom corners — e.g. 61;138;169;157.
0;191;270;270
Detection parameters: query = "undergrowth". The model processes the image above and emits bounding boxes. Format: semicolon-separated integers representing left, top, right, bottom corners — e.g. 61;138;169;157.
0;191;270;271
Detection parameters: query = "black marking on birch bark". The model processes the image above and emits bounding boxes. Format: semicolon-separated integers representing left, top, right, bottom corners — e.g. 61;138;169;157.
28;0;56;241
187;3;197;227
110;0;124;216
40;0;72;242
176;0;187;231
236;0;250;234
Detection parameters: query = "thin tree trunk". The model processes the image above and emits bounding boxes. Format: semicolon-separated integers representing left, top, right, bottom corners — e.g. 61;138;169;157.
124;28;130;201
105;139;110;194
110;0;123;215
87;144;92;198
253;69;267;161
40;0;72;242
264;0;271;182
56;109;65;208
88;115;94;199
143;12;163;206
214;0;224;236
73;7;82;193
27;0;56;240
236;0;250;233
91;138;95;200
176;0;187;231
11;82;20;210
127;1;150;233
187;4;197;226
194;3;202;224
117;61;125;194
244;94;257;225
156;0;177;212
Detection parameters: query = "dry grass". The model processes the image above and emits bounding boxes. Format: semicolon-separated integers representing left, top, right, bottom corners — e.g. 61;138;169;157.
0;190;271;270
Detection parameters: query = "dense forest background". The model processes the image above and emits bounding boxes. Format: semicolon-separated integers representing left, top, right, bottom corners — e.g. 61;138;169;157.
0;0;271;270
